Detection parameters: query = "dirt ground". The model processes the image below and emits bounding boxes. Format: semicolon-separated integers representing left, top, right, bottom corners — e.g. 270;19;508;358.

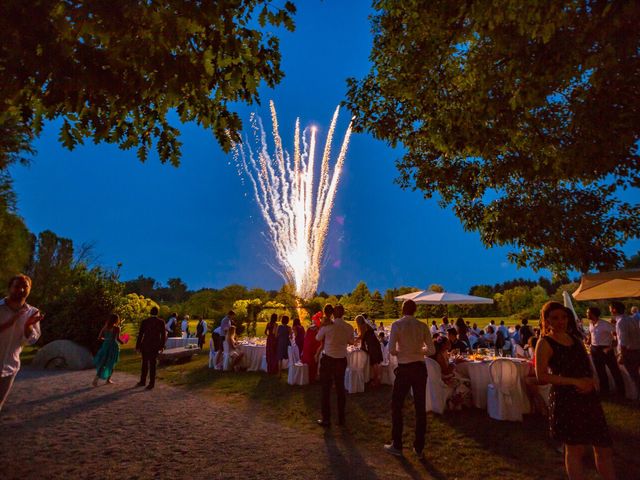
1;368;435;480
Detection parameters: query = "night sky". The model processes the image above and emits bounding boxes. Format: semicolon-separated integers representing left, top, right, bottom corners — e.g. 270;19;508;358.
10;0;640;295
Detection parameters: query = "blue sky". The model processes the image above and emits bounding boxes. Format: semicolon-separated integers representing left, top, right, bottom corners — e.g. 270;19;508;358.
10;1;640;295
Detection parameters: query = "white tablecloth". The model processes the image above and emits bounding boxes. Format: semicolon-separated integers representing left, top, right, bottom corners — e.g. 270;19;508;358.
347;348;370;383
165;337;199;349
239;344;266;371
455;358;531;410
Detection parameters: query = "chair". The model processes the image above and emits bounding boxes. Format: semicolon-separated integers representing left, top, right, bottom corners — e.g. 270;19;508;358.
344;350;367;393
513;343;527;359
289;344;301;363
380;348;396;386
222;339;233;372
287;346;309;386
487;359;525;421
424;357;450;414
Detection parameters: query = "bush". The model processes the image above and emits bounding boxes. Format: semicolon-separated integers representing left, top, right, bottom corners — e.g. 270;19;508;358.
38;266;124;353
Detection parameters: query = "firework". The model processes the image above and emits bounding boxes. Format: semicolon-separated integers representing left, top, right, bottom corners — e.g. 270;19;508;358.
233;101;352;299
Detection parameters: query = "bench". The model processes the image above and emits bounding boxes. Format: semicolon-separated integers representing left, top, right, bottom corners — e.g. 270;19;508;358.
158;347;202;365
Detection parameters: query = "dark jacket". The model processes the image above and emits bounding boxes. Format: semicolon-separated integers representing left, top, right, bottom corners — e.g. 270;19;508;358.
136;316;167;353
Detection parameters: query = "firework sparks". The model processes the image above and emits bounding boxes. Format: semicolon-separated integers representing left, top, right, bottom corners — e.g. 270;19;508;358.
232;101;352;299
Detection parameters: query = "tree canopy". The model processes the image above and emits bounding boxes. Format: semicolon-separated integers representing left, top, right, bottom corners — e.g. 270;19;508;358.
0;0;296;166
345;0;640;274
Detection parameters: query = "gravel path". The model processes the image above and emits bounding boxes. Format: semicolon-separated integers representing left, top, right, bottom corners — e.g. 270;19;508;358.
1;369;435;480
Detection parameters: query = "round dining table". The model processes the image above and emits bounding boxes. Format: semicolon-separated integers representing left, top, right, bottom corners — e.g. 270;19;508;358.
238;343;266;371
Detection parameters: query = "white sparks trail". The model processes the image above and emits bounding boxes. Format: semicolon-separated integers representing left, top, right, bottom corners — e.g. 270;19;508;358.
232;101;352;300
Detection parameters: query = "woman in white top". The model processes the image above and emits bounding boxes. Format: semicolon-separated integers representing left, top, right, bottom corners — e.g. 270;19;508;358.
224;326;244;371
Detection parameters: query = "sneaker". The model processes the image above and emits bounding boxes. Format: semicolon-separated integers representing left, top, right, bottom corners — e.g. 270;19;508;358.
316;419;330;427
135;382;145;387
145;384;154;390
413;448;425;460
384;444;403;457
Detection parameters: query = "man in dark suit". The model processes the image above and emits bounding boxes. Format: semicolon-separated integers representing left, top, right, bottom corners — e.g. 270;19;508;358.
136;306;166;390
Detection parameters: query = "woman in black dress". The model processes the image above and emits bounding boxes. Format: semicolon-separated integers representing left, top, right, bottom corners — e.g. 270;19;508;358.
535;301;615;480
356;315;383;386
276;315;291;371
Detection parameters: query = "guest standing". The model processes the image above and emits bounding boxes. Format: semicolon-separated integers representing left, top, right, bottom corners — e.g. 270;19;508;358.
535;301;615;480
292;317;305;357
181;315;190;338
385;300;435;459
520;318;534;346
136;306;167;390
166;313;178;337
0;274;43;413
439;316;450;334
610;301;640;400
587;307;625;397
92;313;124;386
356;315;383;387
316;304;353;426
215;311;236;367
196;317;208;349
301;319;322;383
430;320;438;336
265;313;279;374
276;315;292;368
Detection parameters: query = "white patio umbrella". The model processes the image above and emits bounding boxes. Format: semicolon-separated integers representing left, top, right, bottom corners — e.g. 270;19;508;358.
394;290;493;305
572;269;640;301
394;290;435;302
563;290;586;339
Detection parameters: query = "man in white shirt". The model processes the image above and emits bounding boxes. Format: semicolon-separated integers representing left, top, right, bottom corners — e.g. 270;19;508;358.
439;316;450;334
429;320;438;336
316;304;353;427
587;307;625;396
610;301;640;399
1;274;43;412
196;317;208;349
384;299;435;459
181;315;190;337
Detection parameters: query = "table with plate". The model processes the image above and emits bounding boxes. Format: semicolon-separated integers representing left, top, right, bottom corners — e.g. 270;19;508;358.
239;342;266;371
165;337;199;349
455;356;531;410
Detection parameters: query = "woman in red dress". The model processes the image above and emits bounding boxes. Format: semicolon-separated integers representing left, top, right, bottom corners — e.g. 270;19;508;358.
301;313;323;383
265;313;279;374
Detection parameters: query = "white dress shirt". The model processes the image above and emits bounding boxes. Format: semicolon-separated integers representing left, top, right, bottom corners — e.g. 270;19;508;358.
316;318;354;358
181;319;189;333
389;316;435;364
0;299;41;377
430;325;439;335
589;320;615;347
615;314;640;350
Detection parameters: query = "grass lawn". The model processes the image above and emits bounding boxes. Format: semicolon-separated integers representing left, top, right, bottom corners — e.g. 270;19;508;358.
107;341;639;480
